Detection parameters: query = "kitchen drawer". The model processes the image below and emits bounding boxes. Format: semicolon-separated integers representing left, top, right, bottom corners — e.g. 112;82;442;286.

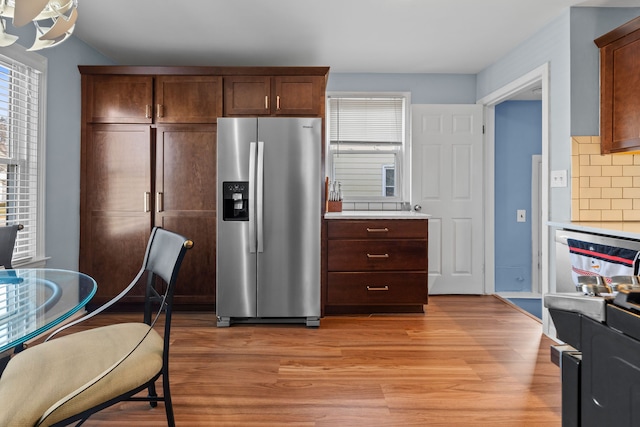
327;219;428;240
327;240;427;271
327;272;428;305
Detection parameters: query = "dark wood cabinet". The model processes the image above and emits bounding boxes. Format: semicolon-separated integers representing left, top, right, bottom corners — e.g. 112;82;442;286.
79;66;329;309
224;75;324;116
595;16;640;154
85;75;153;124
80;123;217;306
80;124;153;304
154;125;217;305
155;76;222;123
324;219;428;314
84;74;223;125
223;76;271;116
81;71;222;307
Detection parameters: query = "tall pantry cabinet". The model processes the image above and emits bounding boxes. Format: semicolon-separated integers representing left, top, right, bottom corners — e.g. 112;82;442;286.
79;66;329;308
80;69;221;306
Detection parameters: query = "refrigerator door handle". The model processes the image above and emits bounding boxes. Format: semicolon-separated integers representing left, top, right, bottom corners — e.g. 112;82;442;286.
257;140;265;253
249;141;257;253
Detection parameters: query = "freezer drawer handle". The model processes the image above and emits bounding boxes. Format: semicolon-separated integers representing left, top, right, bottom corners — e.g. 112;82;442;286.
367;285;389;291
367;253;389;259
366;227;389;233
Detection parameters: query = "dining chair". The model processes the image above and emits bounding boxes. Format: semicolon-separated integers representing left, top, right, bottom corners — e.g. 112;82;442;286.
0;224;23;269
0;226;193;427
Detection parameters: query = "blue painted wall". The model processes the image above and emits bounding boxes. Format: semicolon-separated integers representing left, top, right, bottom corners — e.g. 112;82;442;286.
476;7;640;223
494;101;542;292
570;7;640;136
327;73;476;104
7;25;114;269
477;10;572;222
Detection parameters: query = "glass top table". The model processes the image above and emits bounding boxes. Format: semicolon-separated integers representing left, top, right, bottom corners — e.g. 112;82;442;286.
0;269;97;355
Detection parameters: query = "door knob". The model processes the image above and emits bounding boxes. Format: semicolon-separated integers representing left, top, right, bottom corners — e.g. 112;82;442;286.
413;204;422;211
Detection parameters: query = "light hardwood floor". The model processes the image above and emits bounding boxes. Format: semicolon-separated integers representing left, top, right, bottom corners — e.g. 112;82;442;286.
68;295;562;426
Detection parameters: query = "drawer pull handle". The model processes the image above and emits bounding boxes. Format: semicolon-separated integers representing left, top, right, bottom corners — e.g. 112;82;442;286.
367;253;389;259
366;227;389;233
367;285;389;291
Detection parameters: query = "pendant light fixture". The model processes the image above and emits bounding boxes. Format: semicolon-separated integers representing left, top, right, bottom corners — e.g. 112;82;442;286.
0;0;78;50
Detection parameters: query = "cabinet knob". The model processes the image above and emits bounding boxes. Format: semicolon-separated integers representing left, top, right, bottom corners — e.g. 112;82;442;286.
265;95;269;110
276;95;281;110
367;253;389;259
156;104;164;118
145;105;152;119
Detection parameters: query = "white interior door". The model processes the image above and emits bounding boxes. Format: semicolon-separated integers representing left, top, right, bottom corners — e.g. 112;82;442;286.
411;104;484;294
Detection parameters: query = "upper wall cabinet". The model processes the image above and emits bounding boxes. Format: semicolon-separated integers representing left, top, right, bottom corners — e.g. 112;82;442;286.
224;75;325;116
84;75;154;124
155;76;222;123
83;74;223;124
595;16;640;154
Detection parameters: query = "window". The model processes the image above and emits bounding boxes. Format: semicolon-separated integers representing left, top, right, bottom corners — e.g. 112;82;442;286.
0;45;46;266
327;93;409;202
382;164;395;197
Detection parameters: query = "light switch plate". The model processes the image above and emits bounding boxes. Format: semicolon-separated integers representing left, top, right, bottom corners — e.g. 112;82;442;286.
551;170;567;187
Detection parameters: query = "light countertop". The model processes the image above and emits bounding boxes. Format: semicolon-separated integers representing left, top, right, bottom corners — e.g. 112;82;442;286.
324;210;430;220
548;221;640;240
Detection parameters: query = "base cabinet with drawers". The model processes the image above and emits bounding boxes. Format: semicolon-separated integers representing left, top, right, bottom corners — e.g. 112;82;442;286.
324;218;428;314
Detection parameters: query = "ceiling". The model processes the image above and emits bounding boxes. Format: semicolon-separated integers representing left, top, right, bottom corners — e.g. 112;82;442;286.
73;0;638;75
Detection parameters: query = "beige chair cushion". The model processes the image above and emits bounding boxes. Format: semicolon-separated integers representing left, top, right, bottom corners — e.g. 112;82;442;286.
0;322;163;427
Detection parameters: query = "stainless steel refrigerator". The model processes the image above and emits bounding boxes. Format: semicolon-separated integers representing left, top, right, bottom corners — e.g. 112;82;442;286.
216;117;321;327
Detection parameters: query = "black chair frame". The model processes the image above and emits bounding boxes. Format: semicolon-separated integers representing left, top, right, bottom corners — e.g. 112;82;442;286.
0;223;23;269
45;227;193;427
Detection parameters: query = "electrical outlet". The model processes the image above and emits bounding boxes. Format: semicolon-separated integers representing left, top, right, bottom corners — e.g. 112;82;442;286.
551;170;567;188
517;209;526;222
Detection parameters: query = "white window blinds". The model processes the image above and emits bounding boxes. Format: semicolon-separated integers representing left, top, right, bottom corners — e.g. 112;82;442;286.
0;53;42;264
329;97;404;145
327;93;408;201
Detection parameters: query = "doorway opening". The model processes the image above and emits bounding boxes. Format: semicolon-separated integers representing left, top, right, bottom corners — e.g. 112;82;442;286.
477;63;550;323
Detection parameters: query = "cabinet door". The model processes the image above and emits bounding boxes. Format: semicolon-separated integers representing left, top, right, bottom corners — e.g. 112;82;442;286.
85;75;153;124
273;76;323;116
155;76;223;124
223;76;271;115
155;125;217;305
600;31;640;153
80;124;152;305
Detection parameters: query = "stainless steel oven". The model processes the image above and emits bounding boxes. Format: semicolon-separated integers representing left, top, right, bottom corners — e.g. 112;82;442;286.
554;228;640;293
549;228;640;426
